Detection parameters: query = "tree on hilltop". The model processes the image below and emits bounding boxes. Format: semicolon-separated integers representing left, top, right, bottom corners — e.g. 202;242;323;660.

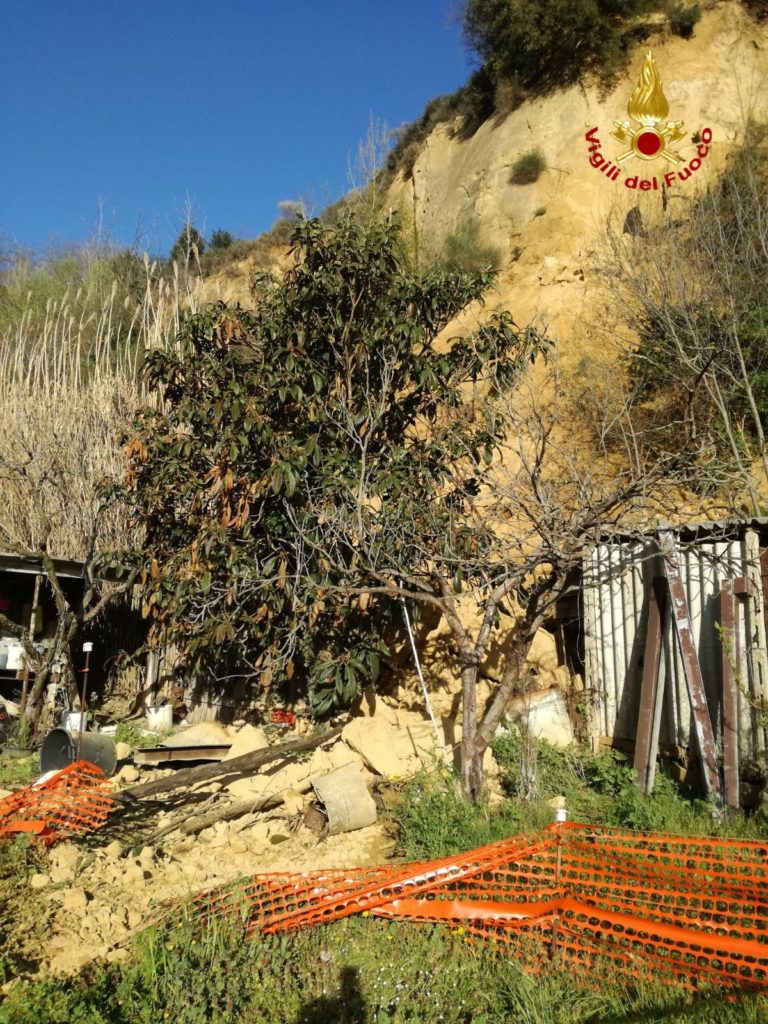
169;224;205;266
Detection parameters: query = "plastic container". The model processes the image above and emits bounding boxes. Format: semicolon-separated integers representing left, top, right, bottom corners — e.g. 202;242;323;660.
40;728;117;777
145;705;173;731
62;711;88;732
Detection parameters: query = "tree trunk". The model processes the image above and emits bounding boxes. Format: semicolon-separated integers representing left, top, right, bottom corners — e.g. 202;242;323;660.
460;660;485;802
25;610;78;737
460;620;541;804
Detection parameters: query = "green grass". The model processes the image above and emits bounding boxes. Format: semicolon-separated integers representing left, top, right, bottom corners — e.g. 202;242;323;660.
2;909;766;1024
493;729;767;838
393;732;766;867
437;217;501;276
0;752;39;789
114;721;168;749
3;738;768;1021
0;837;49;984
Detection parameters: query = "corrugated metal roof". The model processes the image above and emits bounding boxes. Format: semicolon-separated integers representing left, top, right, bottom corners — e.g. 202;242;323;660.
0;552;84;580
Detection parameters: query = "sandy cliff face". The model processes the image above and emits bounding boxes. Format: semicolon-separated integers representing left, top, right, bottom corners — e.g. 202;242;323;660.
389;2;767;358
205;5;767;351
197;4;768;703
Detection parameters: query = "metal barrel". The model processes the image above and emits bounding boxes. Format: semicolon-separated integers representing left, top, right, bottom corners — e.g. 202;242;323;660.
311;764;377;835
40;728;117;777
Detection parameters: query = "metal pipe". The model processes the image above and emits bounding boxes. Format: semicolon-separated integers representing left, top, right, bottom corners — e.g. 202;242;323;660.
77;642;93;760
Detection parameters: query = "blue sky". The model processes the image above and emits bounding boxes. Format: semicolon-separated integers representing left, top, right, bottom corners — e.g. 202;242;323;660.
2;2;471;256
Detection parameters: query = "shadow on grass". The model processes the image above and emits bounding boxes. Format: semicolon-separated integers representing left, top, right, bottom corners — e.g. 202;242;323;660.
295;966;368;1024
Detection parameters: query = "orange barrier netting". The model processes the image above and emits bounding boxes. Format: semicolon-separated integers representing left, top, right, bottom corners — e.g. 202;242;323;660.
191;822;768;994
0;760;113;843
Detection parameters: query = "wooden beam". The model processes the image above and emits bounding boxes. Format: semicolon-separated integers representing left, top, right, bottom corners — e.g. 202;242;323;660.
659;530;721;803
634;576;668;794
115;724;344;803
720;581;740;809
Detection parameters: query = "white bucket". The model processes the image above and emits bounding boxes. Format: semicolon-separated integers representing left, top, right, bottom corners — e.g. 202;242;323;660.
145;705;173;731
62;711;88;732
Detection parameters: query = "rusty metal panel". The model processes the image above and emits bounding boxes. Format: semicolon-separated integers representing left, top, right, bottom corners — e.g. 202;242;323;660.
659;531;720;801
633;577;668;794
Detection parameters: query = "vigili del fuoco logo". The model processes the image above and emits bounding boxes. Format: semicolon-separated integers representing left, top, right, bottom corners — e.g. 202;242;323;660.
584;50;712;191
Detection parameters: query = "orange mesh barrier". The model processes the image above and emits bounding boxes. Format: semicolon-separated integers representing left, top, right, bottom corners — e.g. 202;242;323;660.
191;823;768;994
0;760;113;843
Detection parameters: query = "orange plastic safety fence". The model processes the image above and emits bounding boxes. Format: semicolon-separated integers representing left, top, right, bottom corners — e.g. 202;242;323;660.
0;760;112;844
191;823;768;994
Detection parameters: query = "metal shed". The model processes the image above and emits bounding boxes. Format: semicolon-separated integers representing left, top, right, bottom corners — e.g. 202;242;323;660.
581;520;768;795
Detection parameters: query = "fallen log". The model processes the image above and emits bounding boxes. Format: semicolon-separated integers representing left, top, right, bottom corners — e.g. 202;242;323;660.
115;724;344;803
179;781;313;837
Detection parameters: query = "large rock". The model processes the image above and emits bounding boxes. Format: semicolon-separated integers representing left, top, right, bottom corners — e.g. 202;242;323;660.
222;724;269;761
51;843;80;873
226;755;311;801
341;718;420;779
505;687;574;748
350;685;399;726
162;722;232;748
61;888;89;915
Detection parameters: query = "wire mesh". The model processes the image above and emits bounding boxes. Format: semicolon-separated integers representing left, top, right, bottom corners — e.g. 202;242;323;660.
0;759;113;843
191;822;768;993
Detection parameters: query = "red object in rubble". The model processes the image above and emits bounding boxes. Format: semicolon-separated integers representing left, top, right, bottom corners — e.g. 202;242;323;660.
270;708;295;726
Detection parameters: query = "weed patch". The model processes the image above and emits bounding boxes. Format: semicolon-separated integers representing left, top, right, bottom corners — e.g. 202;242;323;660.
438;217;501;276
0;838;50;983
0;752;39;789
510;149;546;185
3;911;767;1022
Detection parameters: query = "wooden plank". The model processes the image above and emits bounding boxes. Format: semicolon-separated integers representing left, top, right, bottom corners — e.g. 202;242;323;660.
133;745;231;765
582;551;603;749
633;577;669;794
659;530;722;803
720;581;740;809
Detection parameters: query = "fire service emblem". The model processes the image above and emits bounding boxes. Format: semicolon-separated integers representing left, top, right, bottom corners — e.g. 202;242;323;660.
583;50;712;190
611;50;685;164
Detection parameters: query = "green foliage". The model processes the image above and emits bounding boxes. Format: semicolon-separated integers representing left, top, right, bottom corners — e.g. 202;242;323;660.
168;225;205;265
438;217;501;275
0;752;39;788
114;214;545;716
208;229;234;251
491;730;764;837
395;763;551;860
509;149;547;185
113;722;159;750
0;837;48;982
669;2;701;37
626;128;768;465
462;0;660;95
0;244;153;355
382;0;661;180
